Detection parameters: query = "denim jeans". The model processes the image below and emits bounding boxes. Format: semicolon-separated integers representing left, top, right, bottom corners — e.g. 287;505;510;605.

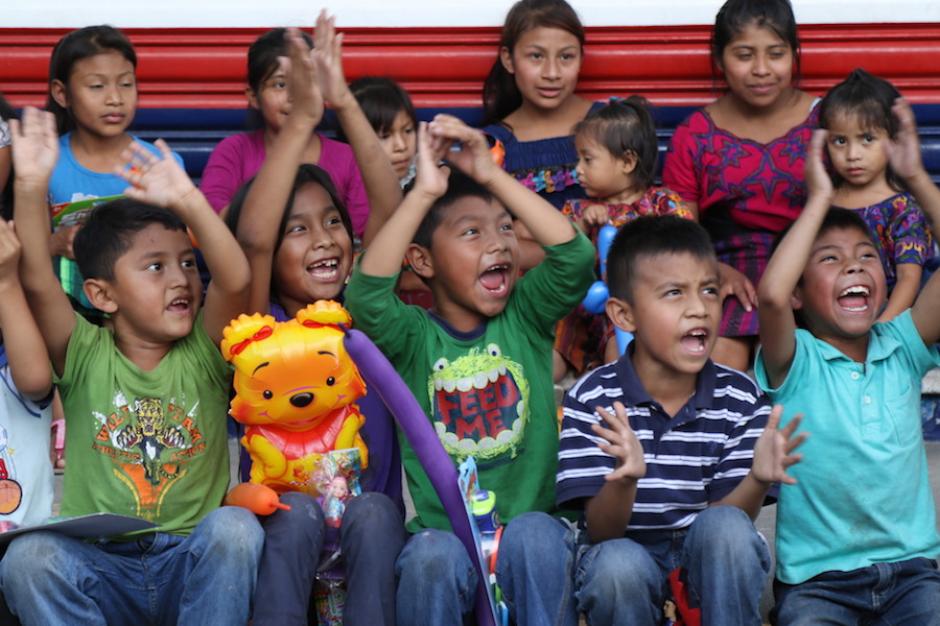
395;512;576;626
575;505;771;626
253;491;406;626
0;506;264;626
773;557;940;626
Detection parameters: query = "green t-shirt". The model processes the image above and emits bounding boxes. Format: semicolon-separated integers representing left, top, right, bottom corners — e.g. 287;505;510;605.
56;314;232;536
346;233;595;531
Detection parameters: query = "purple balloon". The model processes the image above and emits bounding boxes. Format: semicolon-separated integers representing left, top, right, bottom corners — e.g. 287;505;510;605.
343;328;496;626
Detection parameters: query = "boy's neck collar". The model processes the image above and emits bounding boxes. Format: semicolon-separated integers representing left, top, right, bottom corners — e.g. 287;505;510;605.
428;310;487;341
615;347;716;416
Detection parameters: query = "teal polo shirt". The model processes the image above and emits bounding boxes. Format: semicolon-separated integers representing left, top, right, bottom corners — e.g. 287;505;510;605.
755;310;940;584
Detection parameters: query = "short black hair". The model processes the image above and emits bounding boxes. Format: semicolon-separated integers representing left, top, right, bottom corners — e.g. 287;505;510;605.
573;96;659;189
224;164;353;255
348;77;417;137
772;207;876;260
412;170;495;249
607;216;716;302
74;198;187;281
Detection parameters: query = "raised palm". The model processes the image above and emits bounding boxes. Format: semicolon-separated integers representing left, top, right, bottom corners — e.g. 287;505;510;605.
9;107;59;185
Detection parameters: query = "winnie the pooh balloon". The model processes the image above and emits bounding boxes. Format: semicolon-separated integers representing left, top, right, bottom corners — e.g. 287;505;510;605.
221;301;369;495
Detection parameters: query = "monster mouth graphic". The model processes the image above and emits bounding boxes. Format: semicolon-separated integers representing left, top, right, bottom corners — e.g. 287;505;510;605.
433;364;506;393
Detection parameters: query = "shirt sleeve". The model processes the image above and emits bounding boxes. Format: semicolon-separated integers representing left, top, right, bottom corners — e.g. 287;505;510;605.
890;195;932;268
707;388;772;501
199;135;245;213
344;263;428;367
661;119;702;205
883;310;940;375
54;313;99;393
555;379;614;508
654;187;695;220
188;312;233;392
510;231;596;339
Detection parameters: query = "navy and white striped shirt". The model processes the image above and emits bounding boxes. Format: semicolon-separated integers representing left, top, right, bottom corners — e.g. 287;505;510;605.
557;354;771;531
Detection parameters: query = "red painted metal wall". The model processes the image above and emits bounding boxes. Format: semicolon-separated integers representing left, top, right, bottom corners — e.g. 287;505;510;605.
2;23;940;109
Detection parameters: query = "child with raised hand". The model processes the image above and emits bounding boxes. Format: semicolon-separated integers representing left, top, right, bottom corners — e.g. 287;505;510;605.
0;107;262;625
348;76;418;188
819;69;933;321
224;15;406;626
547;215;804;625
45;26;185;319
755;103;940;624
200;22;373;239
663;0;817;372
555;96;692;378
345;114;595;625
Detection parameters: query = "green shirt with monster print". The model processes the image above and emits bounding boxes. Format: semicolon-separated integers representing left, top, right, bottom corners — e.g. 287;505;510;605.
55;313;231;536
346;233;594;531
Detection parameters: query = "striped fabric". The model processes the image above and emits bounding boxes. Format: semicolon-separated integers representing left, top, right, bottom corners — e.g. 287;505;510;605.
557;355;771;531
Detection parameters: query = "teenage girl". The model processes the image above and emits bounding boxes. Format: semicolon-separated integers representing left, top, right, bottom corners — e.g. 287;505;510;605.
200;27;372;240
663;0;817;371
482;0;599;267
554;97;693;380
223;15;405;626
348;77;418;188
819;69;933;321
46;26;184;317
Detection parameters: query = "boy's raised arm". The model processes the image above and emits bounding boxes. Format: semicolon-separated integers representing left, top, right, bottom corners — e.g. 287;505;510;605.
890;99;940;344
427;115;577;247
9;108;76;376
117;141;250;345
358;122;450;278
758;130;832;388
312;12;402;249
0;219;53;400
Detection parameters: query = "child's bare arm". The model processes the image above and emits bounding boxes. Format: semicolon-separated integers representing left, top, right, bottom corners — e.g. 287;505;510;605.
237;27;323;314
583;402;645;543
758;130;832;388
889;99;940;343
312;11;402;248
358;122;450;277
9;108;76;376
428;115;577;247
117;142;250;345
879;263;921;322
0;220;52;400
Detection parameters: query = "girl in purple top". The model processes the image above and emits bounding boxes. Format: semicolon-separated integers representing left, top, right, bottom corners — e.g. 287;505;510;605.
819;69;933;321
200;27;371;239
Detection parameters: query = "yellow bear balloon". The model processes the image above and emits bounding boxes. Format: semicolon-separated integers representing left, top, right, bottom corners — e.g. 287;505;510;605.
221;301;369;495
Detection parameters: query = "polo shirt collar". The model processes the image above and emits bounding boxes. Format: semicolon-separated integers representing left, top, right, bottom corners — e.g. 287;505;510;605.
614;348;717;413
814;323;900;364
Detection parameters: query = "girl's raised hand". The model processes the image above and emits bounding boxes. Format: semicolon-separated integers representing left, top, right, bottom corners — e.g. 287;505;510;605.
886;97;925;182
9;107;59;187
312;10;354;110
283;27;324;125
804;129;833;202
412;122;450;200
117;140;197;210
750;405;807;486
593;402;646;483
428;114;499;187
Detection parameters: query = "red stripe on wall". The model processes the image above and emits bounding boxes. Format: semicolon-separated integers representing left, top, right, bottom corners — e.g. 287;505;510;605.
2;24;940;108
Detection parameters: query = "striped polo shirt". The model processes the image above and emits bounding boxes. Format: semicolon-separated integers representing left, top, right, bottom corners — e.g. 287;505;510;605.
557;354;771;531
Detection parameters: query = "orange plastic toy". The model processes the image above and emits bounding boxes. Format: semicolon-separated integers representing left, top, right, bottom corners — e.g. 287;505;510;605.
221;302;369;502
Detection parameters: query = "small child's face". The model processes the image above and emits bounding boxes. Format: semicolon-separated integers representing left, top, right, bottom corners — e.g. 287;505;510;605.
273;182;353;314
378;110;417;180
574;135;635;200
102;224;202;344
825;112;890;190
425;197;519;330
794;226;887;342
719;21;793;110
611;252;720;377
330;477;348;498
58;50;137;140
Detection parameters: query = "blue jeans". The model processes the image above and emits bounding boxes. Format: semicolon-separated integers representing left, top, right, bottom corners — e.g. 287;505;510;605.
575;505;771;626
253;491;406;626
395;512;576;626
0;506;264;626
773;557;940;625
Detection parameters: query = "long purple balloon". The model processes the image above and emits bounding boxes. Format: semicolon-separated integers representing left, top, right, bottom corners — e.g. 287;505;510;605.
343;328;495;626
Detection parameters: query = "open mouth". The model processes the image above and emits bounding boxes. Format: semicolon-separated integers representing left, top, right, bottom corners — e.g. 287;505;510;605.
167;297;191;314
307;258;340;282
680;328;709;355
479;263;510;297
837;285;870;312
